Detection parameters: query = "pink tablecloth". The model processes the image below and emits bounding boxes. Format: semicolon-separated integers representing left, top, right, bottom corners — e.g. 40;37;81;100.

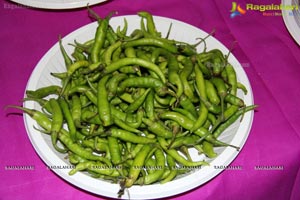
1;0;300;199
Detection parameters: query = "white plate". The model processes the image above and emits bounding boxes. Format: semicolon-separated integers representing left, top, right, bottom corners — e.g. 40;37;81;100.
23;15;255;199
282;0;300;45
9;0;107;9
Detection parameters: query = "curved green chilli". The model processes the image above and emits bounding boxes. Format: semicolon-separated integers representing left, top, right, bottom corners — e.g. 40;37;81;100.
109;128;156;144
142;118;174;138
179;95;198;118
116;18;128;38
71;95;82;128
68;85;97;106
224;94;244;107
69;161;118;176
202;141;217;158
67;60;90;76
210;77;227;120
22;97;52;114
104;40;122;65
213;105;258;138
138;11;160;37
123;38;178;54
112;116;144;135
168;135;200;149
126;88;151;113
205;79;220;105
107;73;128;98
103;57;166;84
97;75;112;126
161;155;177;183
211;51;225;76
58;97;77;142
124;144;152;188
179;57;198;102
108;136;122;165
225;63;237;96
172;108;196;121
237;82;248;95
158;137;208;167
49;98;67;153
144;89;155;120
159;111;194;130
59;36;73;69
142;148;165;184
192;64;208;131
91;17;109;63
117;77;167;96
26;85;62;99
152;48;183;99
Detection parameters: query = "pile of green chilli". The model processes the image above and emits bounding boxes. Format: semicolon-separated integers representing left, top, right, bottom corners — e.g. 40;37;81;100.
9;10;257;197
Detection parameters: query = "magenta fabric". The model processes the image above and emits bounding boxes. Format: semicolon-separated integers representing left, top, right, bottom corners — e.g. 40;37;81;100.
1;0;300;199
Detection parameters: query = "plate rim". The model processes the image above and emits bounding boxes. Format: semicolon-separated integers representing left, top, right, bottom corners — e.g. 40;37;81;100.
23;14;255;199
9;0;107;9
282;0;300;45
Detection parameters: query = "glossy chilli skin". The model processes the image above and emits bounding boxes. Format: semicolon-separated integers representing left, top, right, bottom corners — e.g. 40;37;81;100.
7;10;257;197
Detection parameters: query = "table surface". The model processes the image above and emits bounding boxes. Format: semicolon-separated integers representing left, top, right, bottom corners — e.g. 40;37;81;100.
1;0;300;199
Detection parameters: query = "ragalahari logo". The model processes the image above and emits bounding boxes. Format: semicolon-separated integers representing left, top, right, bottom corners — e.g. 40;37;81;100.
230;2;246;18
